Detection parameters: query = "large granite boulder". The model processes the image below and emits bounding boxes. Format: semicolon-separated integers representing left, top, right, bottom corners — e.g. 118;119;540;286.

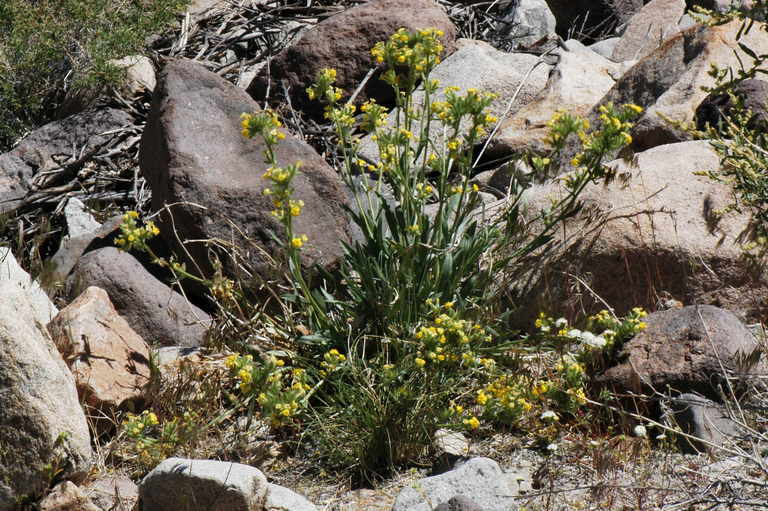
0;267;92;509
595;19;768;151
516;140;768;322
140;58;350;282
246;0;457;118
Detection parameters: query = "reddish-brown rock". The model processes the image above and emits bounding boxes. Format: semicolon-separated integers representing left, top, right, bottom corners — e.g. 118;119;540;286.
247;0;457;118
49;286;151;416
597;305;765;399
140;59;350;281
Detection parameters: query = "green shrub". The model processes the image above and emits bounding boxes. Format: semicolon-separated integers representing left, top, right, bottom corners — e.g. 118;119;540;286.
0;0;188;150
118;27;646;483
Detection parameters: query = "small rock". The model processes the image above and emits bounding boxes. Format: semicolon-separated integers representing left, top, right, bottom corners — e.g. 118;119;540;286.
392;457;516;511
82;475;139;511
265;483;317;511
50;215;122;283
432;429;469;474
668;393;746;453
496;0;557;50
433;495;485;511
153;346;204;367
39;482;100;511
588;37;620;60
139;458;268;511
48;286;151;418
64;198;101;238
110;55;156;96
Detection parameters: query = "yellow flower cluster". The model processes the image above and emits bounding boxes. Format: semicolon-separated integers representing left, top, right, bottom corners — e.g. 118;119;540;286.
320;348;346;376
262;162;305;223
476;374;533;424
114;210;160;252
226;353;310;427
240;110;286;146
306;68;343;105
413;299;492;370
123;410;159;438
370;28;444;78
360;100;388;132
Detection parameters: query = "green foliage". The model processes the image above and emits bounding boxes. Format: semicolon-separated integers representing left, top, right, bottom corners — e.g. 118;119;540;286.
245;28;643;345
121;409;201;473
0;0;188;150
681;4;768;257
118;28;646;482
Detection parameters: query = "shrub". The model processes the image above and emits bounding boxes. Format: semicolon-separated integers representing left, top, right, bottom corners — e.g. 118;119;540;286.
118;27;645;482
0;0;188;150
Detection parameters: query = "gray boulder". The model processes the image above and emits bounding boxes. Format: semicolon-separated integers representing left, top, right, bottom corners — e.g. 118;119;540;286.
139;458;268;511
0;271;92;509
68;247;212;347
496;0;557;50
668;393;746;454
140;58;350;282
611;0;686;62
392;457;516;511
265;483;317;511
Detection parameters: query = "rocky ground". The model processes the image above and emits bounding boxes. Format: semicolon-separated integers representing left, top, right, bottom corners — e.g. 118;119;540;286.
1;0;768;509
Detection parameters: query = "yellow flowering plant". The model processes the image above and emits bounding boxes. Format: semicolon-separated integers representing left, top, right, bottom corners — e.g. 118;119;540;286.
113;210;239;306
225;353;311;428
121;409;200;472
231;28;645;481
